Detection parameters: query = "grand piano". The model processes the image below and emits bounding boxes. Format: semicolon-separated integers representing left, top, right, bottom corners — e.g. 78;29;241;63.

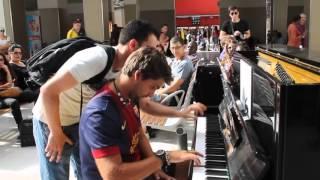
182;45;320;180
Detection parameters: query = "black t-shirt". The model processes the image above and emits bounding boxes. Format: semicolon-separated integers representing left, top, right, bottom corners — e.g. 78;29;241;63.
221;19;250;37
0;69;8;85
10;63;29;90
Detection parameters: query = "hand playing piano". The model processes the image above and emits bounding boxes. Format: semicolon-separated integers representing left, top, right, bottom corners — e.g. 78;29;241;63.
180;102;207;118
153;170;176;180
168;150;203;166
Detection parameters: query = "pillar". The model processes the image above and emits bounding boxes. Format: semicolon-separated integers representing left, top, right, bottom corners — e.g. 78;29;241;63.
0;0;28;55
309;0;320;52
83;0;110;41
124;0;136;24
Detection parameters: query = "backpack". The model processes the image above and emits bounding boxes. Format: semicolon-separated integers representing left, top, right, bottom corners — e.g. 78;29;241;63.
26;36;115;90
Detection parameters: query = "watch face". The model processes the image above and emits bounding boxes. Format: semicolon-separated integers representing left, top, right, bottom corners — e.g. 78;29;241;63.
156;149;165;156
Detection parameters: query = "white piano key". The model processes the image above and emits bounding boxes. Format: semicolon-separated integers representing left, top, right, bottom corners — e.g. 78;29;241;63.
194;117;207;166
192;167;206;180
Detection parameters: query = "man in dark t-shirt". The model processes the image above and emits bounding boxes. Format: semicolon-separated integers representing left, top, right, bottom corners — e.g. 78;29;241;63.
220;6;251;42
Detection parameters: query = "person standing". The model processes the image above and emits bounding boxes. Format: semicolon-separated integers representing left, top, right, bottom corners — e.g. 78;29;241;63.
219;6;251;48
110;24;121;46
66;18;82;39
159;24;173;57
287;13;307;48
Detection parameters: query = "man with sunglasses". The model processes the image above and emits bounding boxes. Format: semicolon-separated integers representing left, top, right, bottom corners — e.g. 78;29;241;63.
219;6;251;45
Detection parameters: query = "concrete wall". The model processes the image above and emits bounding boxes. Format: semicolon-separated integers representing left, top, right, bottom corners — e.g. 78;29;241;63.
37;0;59;9
124;4;136;24
114;8;125;27
137;0;175;37
10;0;28;54
39;8;60;44
0;0;6;30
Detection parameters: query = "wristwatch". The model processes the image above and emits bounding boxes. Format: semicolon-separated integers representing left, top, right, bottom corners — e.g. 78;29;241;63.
155;149;170;166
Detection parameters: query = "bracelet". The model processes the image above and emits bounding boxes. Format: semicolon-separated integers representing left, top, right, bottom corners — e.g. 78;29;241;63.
165;151;171;166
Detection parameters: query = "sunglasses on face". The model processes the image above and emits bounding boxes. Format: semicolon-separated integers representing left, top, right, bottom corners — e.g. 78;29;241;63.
230;11;238;16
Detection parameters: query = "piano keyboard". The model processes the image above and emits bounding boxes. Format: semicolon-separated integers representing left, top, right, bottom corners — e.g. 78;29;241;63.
192;114;230;180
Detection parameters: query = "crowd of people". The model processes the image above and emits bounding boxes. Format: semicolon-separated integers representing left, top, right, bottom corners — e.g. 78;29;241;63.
0;42;39;130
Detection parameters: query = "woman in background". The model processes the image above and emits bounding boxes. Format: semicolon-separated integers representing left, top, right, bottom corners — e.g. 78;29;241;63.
0;52;24;127
8;44;39;103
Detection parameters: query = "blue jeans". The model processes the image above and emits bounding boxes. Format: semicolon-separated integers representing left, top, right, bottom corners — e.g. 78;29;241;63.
33;117;82;180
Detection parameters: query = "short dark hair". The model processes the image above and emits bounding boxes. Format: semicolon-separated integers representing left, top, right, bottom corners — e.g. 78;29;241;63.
118;20;159;46
8;44;22;52
170;36;185;45
73;18;81;24
228;6;238;12
161;24;168;28
122;47;172;84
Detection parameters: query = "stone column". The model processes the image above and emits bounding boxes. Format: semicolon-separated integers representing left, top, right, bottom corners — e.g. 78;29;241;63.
0;0;28;54
37;0;61;44
83;0;110;41
124;0;136;24
309;0;320;52
272;0;288;36
0;0;13;40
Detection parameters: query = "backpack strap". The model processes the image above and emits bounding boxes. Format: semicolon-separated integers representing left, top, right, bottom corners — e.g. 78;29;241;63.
80;45;116;117
82;45;115;85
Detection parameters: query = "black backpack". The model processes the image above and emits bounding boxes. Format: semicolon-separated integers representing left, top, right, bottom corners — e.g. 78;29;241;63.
26;36;115;90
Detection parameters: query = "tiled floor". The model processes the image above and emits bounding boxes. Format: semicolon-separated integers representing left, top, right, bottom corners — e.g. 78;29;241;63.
0;103;42;180
0;103;192;180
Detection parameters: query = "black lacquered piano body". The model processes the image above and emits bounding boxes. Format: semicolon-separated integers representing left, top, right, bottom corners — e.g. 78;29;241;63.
253;45;320;180
187;47;320;180
190;55;269;180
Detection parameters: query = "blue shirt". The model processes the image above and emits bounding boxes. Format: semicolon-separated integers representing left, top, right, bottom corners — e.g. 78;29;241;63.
80;87;141;180
170;57;194;92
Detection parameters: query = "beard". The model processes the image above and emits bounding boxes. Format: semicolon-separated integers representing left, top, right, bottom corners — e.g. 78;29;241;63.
128;91;140;106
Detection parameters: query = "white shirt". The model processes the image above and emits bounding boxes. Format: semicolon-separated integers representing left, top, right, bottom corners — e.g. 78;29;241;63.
33;46;118;126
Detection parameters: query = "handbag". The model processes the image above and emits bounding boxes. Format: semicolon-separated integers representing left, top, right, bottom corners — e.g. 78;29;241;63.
0;87;22;97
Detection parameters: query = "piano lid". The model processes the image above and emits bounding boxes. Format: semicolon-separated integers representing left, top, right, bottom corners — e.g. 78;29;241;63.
257;44;320;68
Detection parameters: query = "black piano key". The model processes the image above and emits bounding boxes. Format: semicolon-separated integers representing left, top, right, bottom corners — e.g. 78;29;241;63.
206;135;223;139
205;161;227;168
206;148;226;154
206;169;228;176
206;177;229;180
206;141;224;146
206;143;225;147
206;155;226;161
